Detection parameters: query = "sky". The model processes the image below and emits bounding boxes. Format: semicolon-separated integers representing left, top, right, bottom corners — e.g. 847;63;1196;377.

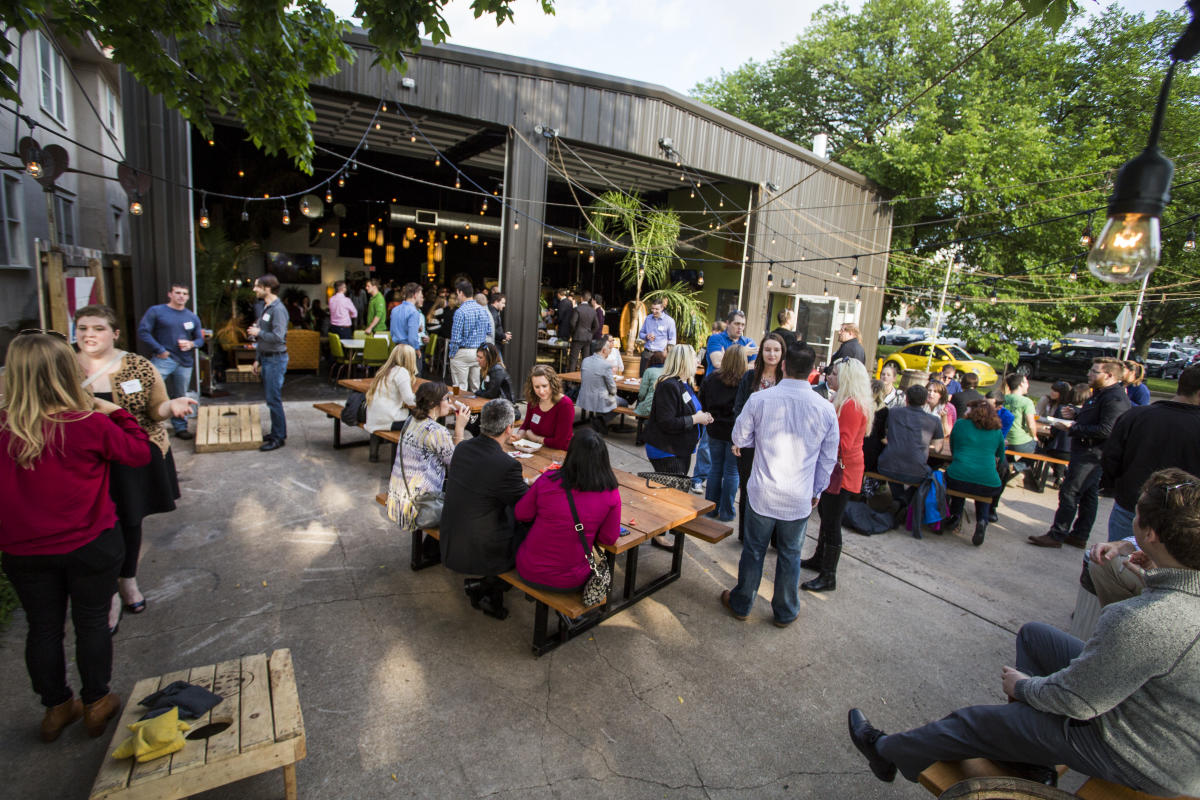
326;0;1190;96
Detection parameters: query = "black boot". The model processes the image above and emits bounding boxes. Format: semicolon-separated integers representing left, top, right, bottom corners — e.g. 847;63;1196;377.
943;514;961;535
972;519;987;547
464;579;484;609
478;590;509;620
801;545;840;592
800;541;825;571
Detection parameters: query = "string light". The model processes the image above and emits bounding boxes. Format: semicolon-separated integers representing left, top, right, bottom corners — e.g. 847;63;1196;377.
1079;212;1095;249
434;156;441;167
1185;225;1197;252
1069;264;1079;281
410;130;417;143
454;175;461;189
989;287;999;305
952;296;962;309
325;186;333;203
588;249;595;263
241;200;249;223
481;198;488;213
198;193;210;229
337;172;346;188
766;269;773;288
281;200;291;226
851;256;860;282
697;270;704;286
823;282;829;297
129;192;143;216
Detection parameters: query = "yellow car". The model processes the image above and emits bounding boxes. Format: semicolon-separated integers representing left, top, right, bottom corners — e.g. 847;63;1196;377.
877;342;998;386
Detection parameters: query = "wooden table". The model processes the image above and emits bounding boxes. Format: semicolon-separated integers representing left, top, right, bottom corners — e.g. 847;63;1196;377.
338;377;490;414
557;372;643;395
90;650;305;800
495;443;714;646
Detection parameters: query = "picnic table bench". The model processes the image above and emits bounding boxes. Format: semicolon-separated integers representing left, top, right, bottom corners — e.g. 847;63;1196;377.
311;402;401;462
90;650;305;800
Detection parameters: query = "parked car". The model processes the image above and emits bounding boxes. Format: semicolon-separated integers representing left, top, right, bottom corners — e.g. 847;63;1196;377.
1016;344;1122;382
1146;347;1188;379
876;342;999;386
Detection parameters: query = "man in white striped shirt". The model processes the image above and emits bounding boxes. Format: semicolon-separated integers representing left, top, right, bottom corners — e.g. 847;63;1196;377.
722;343;839;628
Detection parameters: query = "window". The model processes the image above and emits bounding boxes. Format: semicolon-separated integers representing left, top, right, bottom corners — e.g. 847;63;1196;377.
103;79;119;134
0;175;26;266
1;29;18;90
54;194;75;246
38;32;65;123
111;206;123;253
947;346;973;361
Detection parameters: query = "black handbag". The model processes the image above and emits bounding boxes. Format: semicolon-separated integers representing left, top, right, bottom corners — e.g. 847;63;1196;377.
636;471;693;492
564;485;611;606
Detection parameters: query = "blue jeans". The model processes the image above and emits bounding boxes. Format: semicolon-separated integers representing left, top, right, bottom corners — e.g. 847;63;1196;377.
704;438;738;520
152;354;191;433
1107;502;1135;543
259;352;288;441
692;427;711;485
729;503;809;624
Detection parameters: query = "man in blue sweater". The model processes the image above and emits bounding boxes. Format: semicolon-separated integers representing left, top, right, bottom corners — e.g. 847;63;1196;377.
137;283;205;439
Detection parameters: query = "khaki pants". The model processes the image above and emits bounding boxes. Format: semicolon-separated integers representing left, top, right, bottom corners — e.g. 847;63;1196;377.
450;347;480;391
1088;554;1145;607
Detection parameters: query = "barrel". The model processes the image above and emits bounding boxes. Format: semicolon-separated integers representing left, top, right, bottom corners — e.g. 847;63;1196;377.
900;368;930;389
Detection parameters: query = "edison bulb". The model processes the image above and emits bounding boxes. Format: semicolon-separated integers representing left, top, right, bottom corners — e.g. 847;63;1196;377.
1087;213;1160;284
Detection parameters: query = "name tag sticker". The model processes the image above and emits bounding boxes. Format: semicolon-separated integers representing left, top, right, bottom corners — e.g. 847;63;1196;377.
262;313;270;322
120;379;143;394
531;414;542;424
183;321;194;330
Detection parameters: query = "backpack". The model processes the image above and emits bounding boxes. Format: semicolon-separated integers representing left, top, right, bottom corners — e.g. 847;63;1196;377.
342;391;368;426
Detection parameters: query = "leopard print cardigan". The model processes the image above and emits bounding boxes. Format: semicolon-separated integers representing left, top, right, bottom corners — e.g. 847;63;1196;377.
108;353;171;456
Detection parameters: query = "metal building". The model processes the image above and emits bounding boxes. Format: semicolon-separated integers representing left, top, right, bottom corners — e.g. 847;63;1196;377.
127;33;893;382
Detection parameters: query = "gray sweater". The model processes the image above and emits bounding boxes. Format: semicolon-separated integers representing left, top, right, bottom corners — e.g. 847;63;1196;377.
254;298;289;357
1015;568;1200;796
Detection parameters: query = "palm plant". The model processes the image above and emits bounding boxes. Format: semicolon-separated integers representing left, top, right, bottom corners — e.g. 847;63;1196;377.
586;190;707;353
194;226;261;328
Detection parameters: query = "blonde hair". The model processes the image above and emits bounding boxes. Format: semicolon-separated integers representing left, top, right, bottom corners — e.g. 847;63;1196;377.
368;343;417;404
832;358;872;426
657;344;697;388
2;334;94;467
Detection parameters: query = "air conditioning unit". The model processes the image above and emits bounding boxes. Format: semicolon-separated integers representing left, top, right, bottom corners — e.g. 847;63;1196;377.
415;209;438;227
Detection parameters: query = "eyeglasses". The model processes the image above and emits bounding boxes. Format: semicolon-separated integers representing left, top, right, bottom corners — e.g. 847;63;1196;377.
18;328;68;341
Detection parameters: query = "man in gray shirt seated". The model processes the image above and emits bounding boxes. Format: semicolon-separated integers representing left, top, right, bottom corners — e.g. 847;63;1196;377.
577;336;628;432
847;468;1200;798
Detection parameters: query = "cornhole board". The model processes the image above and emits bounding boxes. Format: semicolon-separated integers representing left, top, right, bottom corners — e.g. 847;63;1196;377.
194;405;263;453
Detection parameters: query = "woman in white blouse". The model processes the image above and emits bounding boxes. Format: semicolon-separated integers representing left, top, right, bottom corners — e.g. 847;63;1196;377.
366;343;418;432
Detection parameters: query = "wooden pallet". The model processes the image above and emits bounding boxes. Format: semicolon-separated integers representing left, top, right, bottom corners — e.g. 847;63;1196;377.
90;649;306;800
195;405;263;453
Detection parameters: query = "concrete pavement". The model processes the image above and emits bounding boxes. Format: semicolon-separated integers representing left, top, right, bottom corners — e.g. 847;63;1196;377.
0;376;1104;799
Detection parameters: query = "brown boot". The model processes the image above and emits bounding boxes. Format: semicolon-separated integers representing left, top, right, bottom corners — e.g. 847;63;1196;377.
40;698;83;742
83;693;121;738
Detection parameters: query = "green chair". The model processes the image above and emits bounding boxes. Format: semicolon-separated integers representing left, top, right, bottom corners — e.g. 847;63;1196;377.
352;329;366;339
362;336;390;373
327;333;354;382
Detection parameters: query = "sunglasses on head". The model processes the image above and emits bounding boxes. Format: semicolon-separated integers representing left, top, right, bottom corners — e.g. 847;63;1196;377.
1163;481;1198;502
18;328;68;342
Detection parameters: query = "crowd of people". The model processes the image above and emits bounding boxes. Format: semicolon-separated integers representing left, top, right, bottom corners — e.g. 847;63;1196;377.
3;285;1199;797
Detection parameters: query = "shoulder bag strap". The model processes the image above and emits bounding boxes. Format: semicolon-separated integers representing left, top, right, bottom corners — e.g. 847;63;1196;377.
562;484;591;562
81;351;127;389
395;417;416;488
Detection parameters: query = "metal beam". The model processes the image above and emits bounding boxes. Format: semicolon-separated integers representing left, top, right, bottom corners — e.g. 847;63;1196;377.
501;127;548;387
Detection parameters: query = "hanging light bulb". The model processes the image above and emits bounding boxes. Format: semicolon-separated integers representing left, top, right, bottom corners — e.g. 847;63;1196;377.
989;287;999;305
718;197;724;208
1079;213;1095;249
851;264;859;282
952;296;962;309
767;270;774;288
434;156;441;167
835;264;841;278
382;102;388;112
855;289;861;301
546;239;553;248
129;193;143;216
281;201;291;226
325;186;333;203
588;249;595;264
697;271;705;287
337;172;346;188
823;282;829;297
241;200;249;223
1184;225;1196;252
1087;212;1161;283
454;176;461;189
1069;265;1079;281
198;204;210;229
481;198;488;213
513;221;519;230
690;189;695;199
410;130;417;143
24;140;43;178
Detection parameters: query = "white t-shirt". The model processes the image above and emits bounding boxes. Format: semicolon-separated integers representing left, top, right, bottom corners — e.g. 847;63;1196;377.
365;366;416;433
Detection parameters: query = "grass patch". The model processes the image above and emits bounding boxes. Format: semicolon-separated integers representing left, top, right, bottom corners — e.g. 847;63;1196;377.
1145;377;1176;394
0;573;17;630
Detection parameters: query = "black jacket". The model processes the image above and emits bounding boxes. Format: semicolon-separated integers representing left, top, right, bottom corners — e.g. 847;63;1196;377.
950;388;984;418
644;377;701;458
556;298;574;340
698;372;740;442
477;364;513;401
1102;400;1200;510
829;338;866;366
439;435;528;575
770;327;798;349
570;304;600;343
1068;382;1130;459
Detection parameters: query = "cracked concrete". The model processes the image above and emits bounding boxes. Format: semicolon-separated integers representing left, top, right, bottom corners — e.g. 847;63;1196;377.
0;375;1098;798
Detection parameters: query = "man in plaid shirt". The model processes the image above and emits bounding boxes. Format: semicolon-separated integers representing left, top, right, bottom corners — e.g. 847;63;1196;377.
448;278;491;391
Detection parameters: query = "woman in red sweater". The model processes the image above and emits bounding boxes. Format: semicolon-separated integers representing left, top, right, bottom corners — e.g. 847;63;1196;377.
0;332;150;743
513;364;574;451
801;357;871;592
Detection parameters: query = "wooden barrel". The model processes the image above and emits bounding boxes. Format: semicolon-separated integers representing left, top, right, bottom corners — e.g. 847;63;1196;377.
939;776;1076;800
900;368;930;389
620;353;641;380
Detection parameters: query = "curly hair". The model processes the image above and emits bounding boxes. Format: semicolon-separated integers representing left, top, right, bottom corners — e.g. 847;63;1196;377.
1136;468;1200;570
965;399;1001;430
523;364;563;406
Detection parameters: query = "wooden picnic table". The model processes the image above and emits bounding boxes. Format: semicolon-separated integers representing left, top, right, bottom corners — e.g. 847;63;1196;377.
338;377;491;414
556;371;643;394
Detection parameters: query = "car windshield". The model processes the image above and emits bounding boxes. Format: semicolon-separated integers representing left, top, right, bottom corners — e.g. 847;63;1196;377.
1148;350;1171;359
946;346;972;361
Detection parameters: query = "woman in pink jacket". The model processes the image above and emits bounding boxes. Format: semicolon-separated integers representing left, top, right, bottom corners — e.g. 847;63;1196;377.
515;428;621;590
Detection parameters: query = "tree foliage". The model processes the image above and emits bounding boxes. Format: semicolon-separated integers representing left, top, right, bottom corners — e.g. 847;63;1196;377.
0;0;554;172
693;0;1200;359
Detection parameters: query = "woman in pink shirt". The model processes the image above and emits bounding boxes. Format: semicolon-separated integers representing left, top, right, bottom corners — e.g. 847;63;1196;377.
515;428;621;590
0;332;150;743
513;364;574;451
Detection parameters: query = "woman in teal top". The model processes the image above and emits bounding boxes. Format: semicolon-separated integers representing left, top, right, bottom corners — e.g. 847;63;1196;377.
945;400;1006;547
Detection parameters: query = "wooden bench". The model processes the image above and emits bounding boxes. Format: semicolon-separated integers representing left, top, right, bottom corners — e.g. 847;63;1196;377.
1009;450;1071;493
373;493;604;654
90;649;305;800
864;471;993;506
674;515;734;543
920;760;1196;800
312;402;398;462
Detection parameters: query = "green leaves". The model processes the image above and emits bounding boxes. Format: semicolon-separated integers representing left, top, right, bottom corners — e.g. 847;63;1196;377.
1;0;554;171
